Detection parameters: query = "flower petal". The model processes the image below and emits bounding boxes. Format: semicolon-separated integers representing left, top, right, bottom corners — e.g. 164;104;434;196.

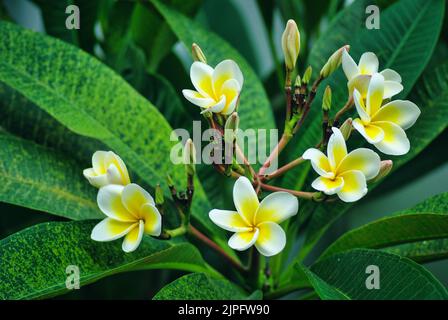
141;204;162;236
311;176;344;195
255;192;298;225
342;49;359;80
91;218;136;241
337;148;381;180
182;89;215;108
358;52;379;75
352;118;385;144
228;228;259;251
190;61;214;98
337;170;367;202
209;209;252;232
105;152;130;185
122;220;144;253
233;176;259;225
372;100;421;130
202;95;226;114
220;78;241;115
121;183;154;217
383;81;403;99
302;148;333;178
255;222;286;257
353;89;370;122
83;168;108;188
380;69;402;83
212;59;244;96
373;121;410;155
348;75;371;98
92;151;108;174
97;185;136;222
327;127;347;170
366;73;384;116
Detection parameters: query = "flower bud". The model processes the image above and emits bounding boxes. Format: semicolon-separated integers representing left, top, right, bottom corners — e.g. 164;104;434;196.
155;184;164;206
370;160;393;183
281;19;300;71
224;112;239;143
294;75;302;87
192;43;207;64
302;66;312;84
322;86;332;112
320;45;350;78
183;138;196;176
339;117;352;141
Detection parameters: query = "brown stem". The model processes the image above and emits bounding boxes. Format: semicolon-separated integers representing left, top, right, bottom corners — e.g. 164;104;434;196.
259;183;316;200
263;156;305;180
285;86;292;122
293;76;324;135
188;225;247;273
333;96;354;125
258;133;291;177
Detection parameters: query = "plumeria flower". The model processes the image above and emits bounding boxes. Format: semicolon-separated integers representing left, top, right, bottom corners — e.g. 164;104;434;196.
83;151;130;188
182;60;244;115
352;73;421;155
303;128;381;202
342;50;403;99
91;183;162;253
209;176;298;257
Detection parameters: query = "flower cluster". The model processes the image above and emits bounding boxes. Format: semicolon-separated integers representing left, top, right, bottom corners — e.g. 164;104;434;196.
84;19;420;258
84;151;162;253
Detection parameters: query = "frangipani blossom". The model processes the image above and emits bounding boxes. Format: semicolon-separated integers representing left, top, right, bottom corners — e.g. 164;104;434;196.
352;73;421;155
303;128;381;202
182;60;243;115
91;183;162;253
83;151;130;188
209;177;298;257
342;50;403;99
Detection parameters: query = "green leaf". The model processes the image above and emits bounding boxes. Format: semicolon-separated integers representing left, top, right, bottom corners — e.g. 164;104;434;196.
298;264;349;300
0;220;215;299
150;0;276;136
320;213;448;260
153;273;248;300
0;21;219;239
0;83;102;165
0;132;101;220
298;249;448;300
384;239;448;263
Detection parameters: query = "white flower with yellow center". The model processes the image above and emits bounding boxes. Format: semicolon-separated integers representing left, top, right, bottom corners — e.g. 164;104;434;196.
91;183;162;253
342;50;403;99
209;177;298;257
83;151;130;188
352;73;421;155
303;128;381;202
182;60;243;115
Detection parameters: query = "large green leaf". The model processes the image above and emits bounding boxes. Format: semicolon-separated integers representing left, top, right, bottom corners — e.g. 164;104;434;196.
384;239;448;263
294;57;448;264
0;220;216;299
0;21;220;239
299;249;448;300
150;0;276;136
0;132;101;220
153;273;249;300
0;83;102;165
320;213;448;260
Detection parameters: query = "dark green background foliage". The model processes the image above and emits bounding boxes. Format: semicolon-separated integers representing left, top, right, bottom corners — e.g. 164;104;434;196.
0;0;446;299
